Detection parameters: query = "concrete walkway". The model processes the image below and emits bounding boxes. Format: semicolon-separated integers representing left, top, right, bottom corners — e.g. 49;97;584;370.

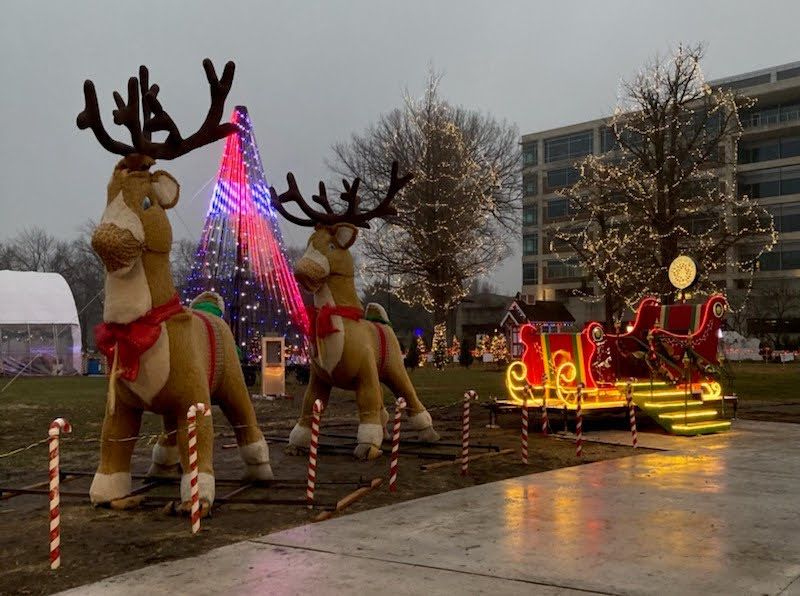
62;420;800;595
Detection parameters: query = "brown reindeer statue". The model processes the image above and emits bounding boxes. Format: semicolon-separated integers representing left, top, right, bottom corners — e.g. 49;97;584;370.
269;163;439;459
77;59;272;508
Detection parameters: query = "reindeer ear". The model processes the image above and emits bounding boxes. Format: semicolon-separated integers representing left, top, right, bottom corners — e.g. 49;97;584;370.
332;223;358;249
150;170;180;209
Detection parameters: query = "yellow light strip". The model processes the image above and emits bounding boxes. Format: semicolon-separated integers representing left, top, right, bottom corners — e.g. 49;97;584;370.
643;401;707;410
671;421;731;432
659;409;720;420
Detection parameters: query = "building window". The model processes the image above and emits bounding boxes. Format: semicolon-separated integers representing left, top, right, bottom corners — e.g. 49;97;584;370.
544;167;579;192
545;259;582;280
523;205;537;226
523;263;538;285
741;103;800;128
600;127;618;153
546;198;570;220
739;136;800;164
523;142;538;166
523;173;537;196
767;202;800;233
742;242;800;271
523;233;538;256
739;166;800;198
544;131;593;163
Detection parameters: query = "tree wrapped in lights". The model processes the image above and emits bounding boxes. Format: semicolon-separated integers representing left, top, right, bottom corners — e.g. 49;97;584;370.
490;333;510;366
332;72;520;326
184;106;309;360
431;323;448;370
449;336;461;362
552;44;776;323
416;335;428;367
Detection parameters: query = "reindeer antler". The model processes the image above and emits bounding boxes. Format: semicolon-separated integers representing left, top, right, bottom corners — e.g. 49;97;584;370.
77;59;238;161
269;161;413;229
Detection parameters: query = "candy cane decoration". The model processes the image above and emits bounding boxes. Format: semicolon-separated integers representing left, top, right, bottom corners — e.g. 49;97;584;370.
626;381;638;448
49;417;72;570
575;384;584;458
306;399;324;506
389;397;407;492
521;400;529;464
541;392;549;436
186;403;211;534
462;390;477;476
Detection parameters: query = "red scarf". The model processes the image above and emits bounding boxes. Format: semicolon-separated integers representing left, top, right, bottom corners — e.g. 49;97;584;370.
310;304;364;341
95;294;184;381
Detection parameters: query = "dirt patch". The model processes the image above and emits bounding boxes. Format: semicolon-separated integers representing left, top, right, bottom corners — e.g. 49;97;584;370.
0;396;647;595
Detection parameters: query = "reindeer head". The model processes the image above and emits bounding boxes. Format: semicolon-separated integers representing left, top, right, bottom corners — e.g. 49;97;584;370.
269;162;412;293
77;59;236;275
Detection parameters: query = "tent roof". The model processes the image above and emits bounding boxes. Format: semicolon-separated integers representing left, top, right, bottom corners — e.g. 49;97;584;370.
0;271;80;325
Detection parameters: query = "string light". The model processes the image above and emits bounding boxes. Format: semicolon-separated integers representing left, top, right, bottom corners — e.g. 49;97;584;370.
183;106;309;361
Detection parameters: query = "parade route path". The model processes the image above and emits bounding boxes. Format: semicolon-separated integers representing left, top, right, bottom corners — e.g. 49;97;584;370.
61;420;800;595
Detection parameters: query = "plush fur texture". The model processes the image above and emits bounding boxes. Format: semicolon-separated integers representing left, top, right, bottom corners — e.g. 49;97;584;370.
240;439;273;481
151;442;179;466
181;472;215;505
90;156;269;505
289;223;439;458
89;471;132;505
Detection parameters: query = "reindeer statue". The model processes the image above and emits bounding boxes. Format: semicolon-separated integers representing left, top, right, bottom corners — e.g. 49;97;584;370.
77;59;272;509
269;163;439;459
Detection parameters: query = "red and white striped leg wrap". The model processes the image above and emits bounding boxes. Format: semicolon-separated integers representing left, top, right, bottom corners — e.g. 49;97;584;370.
306;399;324;506
626;382;638;448
389;397;406;492
461;390;477;476
521;404;529;464
186;403;210;535
49;417;72;570
575;384;584;458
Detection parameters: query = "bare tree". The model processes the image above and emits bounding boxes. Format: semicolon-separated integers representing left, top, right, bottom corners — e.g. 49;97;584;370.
553;44;776;323
330;72;520;325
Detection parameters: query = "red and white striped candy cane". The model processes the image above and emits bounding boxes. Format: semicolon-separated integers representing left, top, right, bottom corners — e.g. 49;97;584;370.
389;397;407;492
306;399;324;506
521;401;529;464
541;392;549;436
49;417;72;570
186;403;211;534
626;381;638;448
461;390;477;476
575;384;584;458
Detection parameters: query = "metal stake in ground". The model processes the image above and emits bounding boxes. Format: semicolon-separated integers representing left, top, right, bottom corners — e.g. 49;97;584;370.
521;398;529;464
575;384;584;458
306;399;324;506
389;397;406;492
626;380;638;448
49;417;72;570
186;403;211;534
462;390;477;476
541;390;549;435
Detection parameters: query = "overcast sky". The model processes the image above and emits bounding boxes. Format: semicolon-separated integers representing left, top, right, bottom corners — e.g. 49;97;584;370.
1;0;799;295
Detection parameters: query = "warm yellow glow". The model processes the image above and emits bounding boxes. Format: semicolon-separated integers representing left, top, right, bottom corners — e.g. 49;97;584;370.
643;400;707;410
659;409;720;420
671;421;731;433
700;382;722;400
505;360;532;405
555;360;577;402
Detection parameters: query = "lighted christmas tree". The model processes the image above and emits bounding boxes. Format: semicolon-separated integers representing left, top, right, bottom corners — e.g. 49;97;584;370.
449;336;460;363
416;335;428;368
431;323;448;370
490;333;510;366
184;106;309;361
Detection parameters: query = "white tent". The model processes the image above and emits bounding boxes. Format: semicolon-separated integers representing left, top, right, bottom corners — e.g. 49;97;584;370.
0;271;82;375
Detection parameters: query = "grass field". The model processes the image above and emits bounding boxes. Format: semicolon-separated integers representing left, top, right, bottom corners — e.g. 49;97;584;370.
0;360;797;476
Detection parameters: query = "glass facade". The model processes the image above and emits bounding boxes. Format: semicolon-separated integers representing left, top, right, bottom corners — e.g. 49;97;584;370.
545;259;582;280
741;103;800;128
523;173;537;196
523;263;538;285
544;167;579;192
739;136;800;163
523;205;537;226
766;202;800;233
544;131;593;163
739;166;800;198
523;142;538;166
523;233;538;256
744;242;800;271
545;198;570;220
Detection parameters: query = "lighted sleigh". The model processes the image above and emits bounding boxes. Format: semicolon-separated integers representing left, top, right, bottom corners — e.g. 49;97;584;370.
505;294;732;435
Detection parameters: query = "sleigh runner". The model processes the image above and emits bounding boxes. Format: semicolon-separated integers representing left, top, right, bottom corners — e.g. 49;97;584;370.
505;294;731;435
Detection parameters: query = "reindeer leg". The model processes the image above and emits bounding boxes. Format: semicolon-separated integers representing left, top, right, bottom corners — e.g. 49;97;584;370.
214;351;273;482
383;365;440;443
354;363;385;460
90;396;142;505
147;414;180;478
287;370;331;455
177;399;216;509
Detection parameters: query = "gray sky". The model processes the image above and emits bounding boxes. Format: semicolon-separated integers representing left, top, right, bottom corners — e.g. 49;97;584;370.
1;0;799;295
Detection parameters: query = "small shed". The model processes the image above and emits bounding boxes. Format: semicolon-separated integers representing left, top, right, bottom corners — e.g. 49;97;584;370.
0;271;82;375
500;294;575;357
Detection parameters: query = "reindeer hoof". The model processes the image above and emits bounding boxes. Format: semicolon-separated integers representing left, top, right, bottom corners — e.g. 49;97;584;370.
354;443;382;460
418;426;441;443
178;499;212;518
284;443;308;456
